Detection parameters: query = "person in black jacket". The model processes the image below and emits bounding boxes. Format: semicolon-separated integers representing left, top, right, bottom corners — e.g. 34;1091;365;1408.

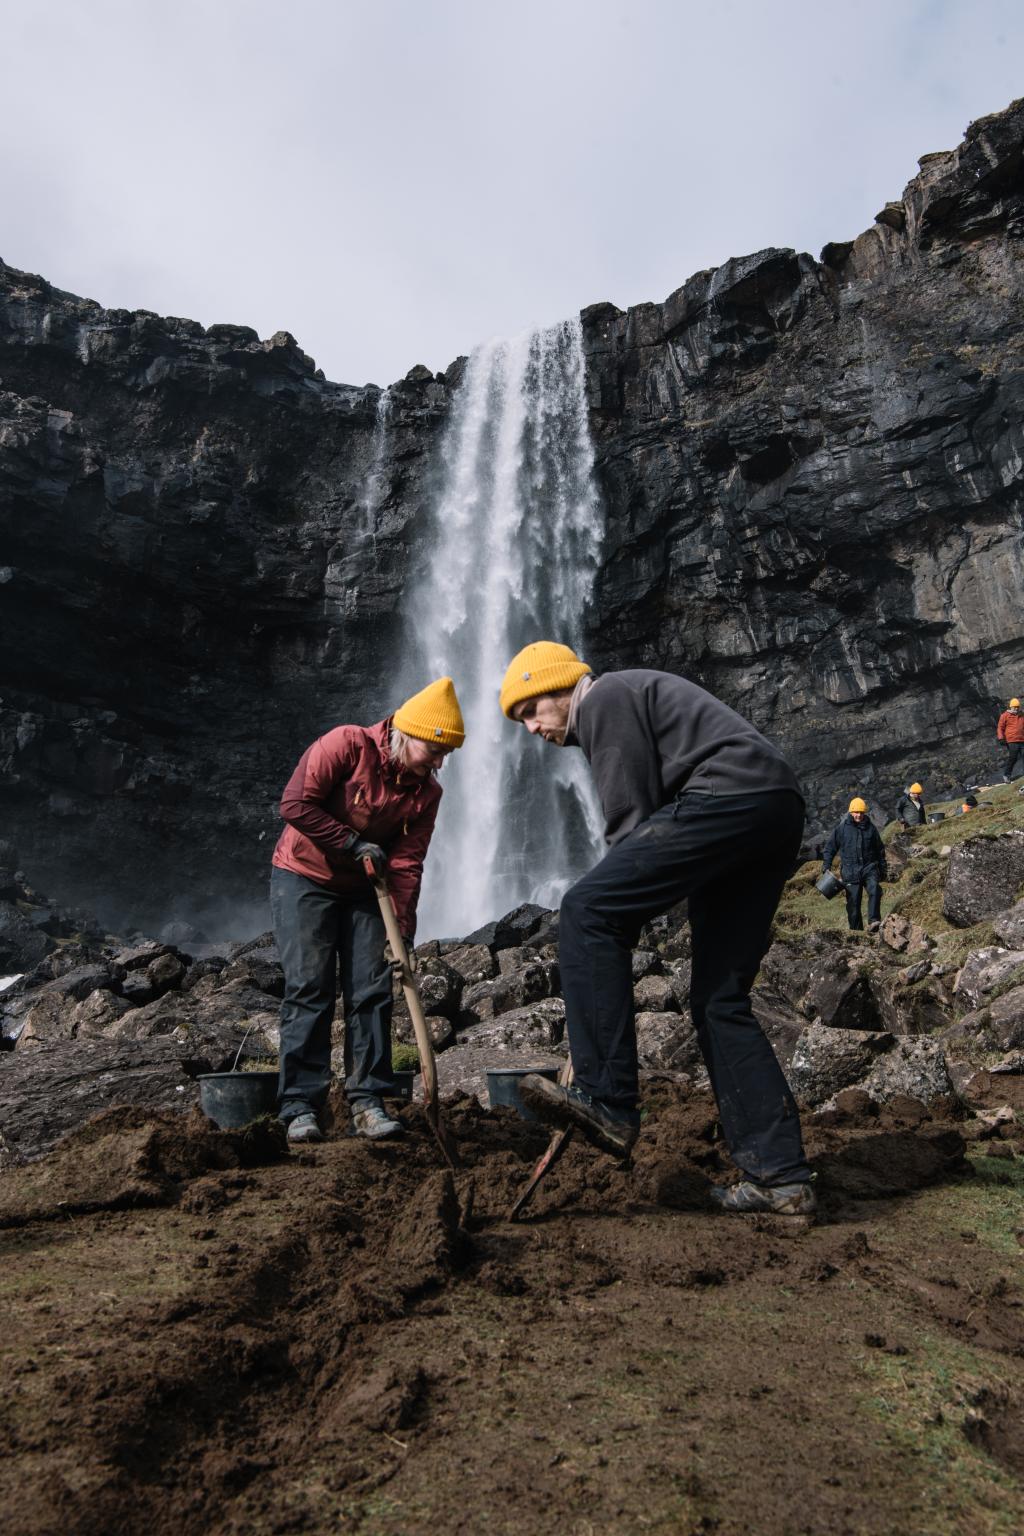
499;641;815;1220
822;798;888;932
895;783;926;828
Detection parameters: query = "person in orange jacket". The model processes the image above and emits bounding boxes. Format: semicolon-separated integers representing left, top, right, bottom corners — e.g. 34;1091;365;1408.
271;678;465;1144
997;698;1024;782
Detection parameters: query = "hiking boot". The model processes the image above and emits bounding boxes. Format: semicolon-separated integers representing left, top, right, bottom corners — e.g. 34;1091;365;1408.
868;919;881;933
351;1102;404;1140
286;1112;323;1145
709;1179;817;1217
518;1075;640;1157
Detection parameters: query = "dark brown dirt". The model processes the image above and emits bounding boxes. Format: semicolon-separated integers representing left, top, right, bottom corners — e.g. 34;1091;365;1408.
1;1087;1022;1535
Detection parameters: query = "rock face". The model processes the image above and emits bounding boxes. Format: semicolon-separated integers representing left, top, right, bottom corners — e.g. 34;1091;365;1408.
2;101;1024;926
943;832;1024;926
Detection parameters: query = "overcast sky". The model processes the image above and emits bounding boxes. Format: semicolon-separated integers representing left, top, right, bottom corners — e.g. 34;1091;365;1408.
4;0;1021;386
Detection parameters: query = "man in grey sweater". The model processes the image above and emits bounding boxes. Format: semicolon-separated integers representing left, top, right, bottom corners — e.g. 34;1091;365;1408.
500;640;814;1217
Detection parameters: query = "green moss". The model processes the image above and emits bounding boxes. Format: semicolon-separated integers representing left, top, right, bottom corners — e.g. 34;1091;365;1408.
391;1041;419;1072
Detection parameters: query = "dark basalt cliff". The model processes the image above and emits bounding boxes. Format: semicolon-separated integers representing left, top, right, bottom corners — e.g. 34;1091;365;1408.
1;100;1022;933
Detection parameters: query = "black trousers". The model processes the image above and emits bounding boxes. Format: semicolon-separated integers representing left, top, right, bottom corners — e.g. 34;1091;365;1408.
1005;743;1024;781
558;790;810;1187
270;867;394;1121
843;869;882;931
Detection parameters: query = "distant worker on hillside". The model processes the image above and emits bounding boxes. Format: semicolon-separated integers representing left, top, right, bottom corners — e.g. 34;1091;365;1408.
270;678;464;1145
997;698;1024;782
895;782;926;828
500;641;815;1219
822;798;888;934
957;793;979;815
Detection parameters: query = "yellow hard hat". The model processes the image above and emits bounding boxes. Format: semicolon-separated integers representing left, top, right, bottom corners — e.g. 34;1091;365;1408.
1011;698;1021;709
848;797;868;813
909;783;923;795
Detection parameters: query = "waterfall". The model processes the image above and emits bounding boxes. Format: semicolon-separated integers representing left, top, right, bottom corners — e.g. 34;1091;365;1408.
407;317;605;939
362;385;392;537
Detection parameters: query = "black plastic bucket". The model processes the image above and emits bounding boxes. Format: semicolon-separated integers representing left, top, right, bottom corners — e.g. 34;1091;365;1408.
197;1071;279;1129
387;1070;416;1102
928;812;945;823
815;871;845;900
486;1066;560;1121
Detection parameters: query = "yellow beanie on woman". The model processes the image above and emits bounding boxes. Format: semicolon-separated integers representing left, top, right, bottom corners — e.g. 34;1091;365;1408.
500;641;592;719
393;677;465;748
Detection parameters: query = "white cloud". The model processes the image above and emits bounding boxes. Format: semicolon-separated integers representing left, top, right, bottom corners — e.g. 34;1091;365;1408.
3;0;1021;384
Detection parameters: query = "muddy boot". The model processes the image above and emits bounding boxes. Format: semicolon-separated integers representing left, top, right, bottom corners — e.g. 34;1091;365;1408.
286;1112;323;1145
351;1101;404;1140
519;1075;639;1157
709;1179;817;1217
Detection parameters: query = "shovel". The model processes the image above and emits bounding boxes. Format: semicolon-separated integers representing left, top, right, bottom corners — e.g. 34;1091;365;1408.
508;1060;575;1221
363;858;458;1169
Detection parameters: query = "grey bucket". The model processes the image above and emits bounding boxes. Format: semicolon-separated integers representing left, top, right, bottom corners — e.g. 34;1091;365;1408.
815;871;845;900
487;1066;560;1121
197;1071;279;1130
928;812;945;823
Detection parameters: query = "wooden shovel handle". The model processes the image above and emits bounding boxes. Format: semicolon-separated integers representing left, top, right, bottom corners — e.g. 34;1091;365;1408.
363;858;439;1112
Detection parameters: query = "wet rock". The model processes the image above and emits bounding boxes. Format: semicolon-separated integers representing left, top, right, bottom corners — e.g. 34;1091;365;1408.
459;960;560;1026
0;1036;202;1163
943;833;1024;927
868;970;952;1035
455;997;566;1053
789;1023;895;1106
462;904;550;952
633;974;682;1014
216;953;284;999
0;902;55;971
146;951;188;994
111;941;174;972
632;949;664;981
858;1038;954;1106
182;956;228;991
992;901;1024;949
954;948;1024;1011
954;987;1024;1054
40;963;119;1003
69;988;133;1035
636;1012;702;1075
393;1012;453;1051
442;944;497;987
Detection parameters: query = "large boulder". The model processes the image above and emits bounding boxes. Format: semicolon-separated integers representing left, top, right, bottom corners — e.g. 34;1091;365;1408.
455;997;566;1053
952;986;1024;1054
462;904;550;951
942;832;1024;927
868;969;952;1035
789;1023;895;1105
441;944;497;987
459;960;560;1026
635;1011;703;1075
790;1021;953;1107
0;901;56;971
633;974;682;1014
760;933;879;1027
992;901;1024;949
953;948;1024;1011
0;1036;202;1164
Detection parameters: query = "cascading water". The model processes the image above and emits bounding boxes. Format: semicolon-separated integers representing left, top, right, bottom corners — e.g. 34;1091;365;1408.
406;316;605;939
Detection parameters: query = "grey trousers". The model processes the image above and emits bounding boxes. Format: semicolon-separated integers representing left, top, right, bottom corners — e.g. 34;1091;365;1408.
270;867;394;1121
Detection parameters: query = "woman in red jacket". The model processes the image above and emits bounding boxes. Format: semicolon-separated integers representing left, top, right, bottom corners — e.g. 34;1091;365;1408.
271;677;464;1143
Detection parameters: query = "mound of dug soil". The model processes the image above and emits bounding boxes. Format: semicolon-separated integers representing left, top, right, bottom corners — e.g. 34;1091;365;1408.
0;1086;1020;1536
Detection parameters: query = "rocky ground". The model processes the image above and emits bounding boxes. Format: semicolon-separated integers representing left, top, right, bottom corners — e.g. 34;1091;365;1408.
2;785;1024;1532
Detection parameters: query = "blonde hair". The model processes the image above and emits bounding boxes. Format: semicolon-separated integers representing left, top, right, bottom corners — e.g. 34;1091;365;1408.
390;725;445;773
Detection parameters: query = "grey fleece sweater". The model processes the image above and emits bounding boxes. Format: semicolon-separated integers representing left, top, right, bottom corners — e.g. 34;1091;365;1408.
568;669;803;844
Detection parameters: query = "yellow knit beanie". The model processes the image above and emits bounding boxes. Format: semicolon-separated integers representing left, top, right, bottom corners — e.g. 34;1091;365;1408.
500;641;592;719
393;677;465;748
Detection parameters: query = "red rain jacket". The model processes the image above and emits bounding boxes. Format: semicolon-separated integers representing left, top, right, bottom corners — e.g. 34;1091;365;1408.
997;710;1024;744
272;719;441;937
